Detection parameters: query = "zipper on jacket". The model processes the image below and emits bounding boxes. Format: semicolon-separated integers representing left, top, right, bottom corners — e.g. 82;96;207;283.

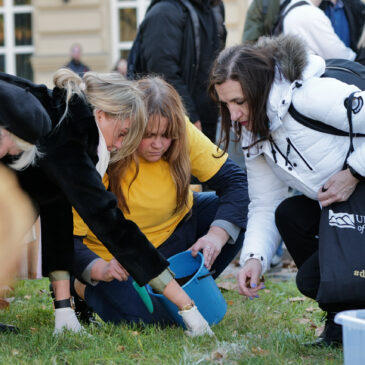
286;137;313;171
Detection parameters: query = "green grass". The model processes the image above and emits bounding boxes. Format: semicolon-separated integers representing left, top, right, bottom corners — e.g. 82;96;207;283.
0;278;343;364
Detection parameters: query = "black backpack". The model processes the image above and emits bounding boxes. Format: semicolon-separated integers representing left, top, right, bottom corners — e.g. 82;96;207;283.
272;1;309;36
127;0;201;80
289;59;365;137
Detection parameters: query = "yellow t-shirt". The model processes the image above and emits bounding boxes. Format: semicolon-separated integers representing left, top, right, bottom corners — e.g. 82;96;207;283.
73;119;228;261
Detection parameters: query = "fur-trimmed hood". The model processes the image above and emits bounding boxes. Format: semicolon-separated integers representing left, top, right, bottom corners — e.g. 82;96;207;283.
263;35;326;133
257;34;309;82
241;35;326;148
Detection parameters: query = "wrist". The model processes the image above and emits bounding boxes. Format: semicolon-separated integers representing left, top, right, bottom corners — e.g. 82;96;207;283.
348;166;364;182
90;258;107;280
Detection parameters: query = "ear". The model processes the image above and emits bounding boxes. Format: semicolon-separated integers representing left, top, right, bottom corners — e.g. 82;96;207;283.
94;109;104;124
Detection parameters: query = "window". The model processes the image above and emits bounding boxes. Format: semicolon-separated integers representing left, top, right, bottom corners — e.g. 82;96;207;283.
111;0;150;64
0;0;33;80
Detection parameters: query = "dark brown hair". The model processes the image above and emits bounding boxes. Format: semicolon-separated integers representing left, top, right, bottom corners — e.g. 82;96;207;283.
208;44;275;152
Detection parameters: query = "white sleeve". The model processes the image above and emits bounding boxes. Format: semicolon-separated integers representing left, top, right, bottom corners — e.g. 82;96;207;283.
284;6;356;61
240;154;289;274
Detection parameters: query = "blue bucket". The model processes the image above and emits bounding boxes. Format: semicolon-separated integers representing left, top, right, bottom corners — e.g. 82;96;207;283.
147;251;227;327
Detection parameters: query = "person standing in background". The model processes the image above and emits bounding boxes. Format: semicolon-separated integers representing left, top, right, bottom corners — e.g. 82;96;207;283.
319;0;365;57
65;43;90;77
281;0;356;60
130;0;226;144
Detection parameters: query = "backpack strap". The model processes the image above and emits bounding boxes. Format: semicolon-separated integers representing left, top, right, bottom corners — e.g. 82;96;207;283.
288;103;365;138
272;0;309;36
180;0;201;78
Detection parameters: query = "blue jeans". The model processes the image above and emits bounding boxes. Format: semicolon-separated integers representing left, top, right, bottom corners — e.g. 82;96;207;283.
81;192;244;324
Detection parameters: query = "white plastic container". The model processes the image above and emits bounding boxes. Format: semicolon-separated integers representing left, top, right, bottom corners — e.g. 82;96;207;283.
335;310;365;365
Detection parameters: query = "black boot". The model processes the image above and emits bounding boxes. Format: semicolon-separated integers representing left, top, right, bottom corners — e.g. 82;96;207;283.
70;277;101;327
304;312;342;347
0;323;19;334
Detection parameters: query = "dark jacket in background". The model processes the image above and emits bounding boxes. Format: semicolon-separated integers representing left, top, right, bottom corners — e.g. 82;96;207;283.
0;72;168;286
65;59;90;77
137;0;226;142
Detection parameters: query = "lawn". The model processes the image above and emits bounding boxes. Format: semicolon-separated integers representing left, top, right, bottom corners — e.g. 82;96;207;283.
0;276;343;364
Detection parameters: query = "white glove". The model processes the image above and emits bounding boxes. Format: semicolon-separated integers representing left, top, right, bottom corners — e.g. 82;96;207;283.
178;305;214;337
53;307;84;335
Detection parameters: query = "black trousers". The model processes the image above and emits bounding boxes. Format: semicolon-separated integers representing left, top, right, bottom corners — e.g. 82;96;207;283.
275;194;360;312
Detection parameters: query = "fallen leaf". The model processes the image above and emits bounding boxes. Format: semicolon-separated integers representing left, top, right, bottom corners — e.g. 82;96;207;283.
315;325;324;337
251;347;268;356
232;330;237;337
232;259;240;267
212;351;225;360
217;282;238;291
289;297;306;302
130;331;140;336
117;345;125;352
24;295;31;300
282;260;297;269
227;300;234;305
30;327;38;333
0;299;9;309
298;318;310;324
263;289;271;293
220;273;235;279
305;306;316;312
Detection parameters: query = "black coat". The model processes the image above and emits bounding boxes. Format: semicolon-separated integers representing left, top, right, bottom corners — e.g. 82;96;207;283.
138;0;226;127
0;73;168;286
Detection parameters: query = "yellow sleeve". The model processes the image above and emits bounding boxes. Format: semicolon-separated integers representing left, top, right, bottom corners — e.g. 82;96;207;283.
72;173;110;236
186;118;228;182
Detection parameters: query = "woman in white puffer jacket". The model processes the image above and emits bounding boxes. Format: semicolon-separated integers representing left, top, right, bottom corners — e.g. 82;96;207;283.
209;34;365;347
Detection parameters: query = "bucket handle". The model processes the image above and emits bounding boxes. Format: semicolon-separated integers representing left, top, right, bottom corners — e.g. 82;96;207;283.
197;269;216;280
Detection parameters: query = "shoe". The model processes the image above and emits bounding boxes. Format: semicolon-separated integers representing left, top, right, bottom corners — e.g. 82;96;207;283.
70;276;101;327
0;323;19;334
304;312;342;347
270;254;283;268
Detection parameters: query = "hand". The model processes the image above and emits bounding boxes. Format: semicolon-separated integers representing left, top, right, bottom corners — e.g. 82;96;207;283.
91;258;129;282
178;305;214;337
318;168;359;207
237;259;264;299
194;120;202;131
189;227;229;270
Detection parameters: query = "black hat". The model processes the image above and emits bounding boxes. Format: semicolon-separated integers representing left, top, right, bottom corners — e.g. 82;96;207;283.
0;80;52;144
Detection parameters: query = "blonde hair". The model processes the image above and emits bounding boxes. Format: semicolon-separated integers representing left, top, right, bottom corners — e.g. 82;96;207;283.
109;77;191;214
53;68;147;163
0;127;40;170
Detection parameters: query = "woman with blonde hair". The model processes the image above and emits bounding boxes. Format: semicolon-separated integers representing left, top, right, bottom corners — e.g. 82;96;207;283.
71;76;248;326
0;70;212;336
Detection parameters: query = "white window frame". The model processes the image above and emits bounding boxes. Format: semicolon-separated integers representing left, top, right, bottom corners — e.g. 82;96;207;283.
0;0;33;75
110;0;150;65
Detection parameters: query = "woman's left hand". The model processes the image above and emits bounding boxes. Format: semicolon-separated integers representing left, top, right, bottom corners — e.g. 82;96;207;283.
318;168;359;207
189;226;229;270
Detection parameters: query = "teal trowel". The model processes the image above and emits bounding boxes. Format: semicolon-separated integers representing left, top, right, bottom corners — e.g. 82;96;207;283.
132;281;154;314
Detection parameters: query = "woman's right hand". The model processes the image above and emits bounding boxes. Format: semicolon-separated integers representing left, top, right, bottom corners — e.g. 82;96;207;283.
91;258;129;282
237;258;264;299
